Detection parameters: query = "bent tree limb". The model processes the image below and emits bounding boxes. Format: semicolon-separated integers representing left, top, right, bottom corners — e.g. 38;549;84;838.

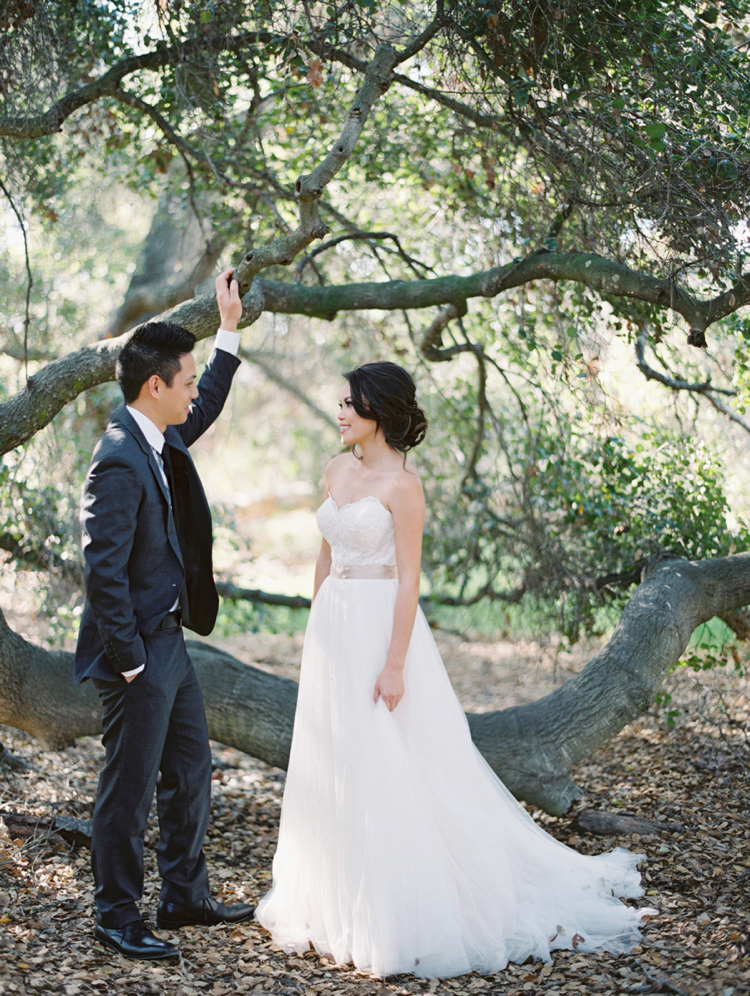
2;552;750;814
2;252;749;456
467;553;750;813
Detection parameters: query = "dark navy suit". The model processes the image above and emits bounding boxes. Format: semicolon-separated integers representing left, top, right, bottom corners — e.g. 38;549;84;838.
74;347;240;928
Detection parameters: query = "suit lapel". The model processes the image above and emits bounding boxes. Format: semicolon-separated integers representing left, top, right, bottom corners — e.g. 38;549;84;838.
110;406;183;564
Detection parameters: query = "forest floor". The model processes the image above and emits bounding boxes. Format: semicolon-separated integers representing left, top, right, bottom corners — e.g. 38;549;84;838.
1;579;749;996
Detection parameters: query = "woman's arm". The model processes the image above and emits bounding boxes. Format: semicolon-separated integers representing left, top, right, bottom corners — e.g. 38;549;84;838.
373;472;425;711
312;537;332;603
311;461;335;603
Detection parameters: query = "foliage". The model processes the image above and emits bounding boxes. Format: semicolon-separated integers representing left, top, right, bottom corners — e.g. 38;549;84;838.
214;596;309;638
420;285;748;640
3;1;749;282
0;459;79;574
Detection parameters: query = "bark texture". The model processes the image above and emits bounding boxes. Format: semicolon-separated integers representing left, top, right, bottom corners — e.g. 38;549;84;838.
2;552;749;814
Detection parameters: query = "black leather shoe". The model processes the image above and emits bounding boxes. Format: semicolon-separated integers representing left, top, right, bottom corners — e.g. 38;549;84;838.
95;919;179;960
156;896;255;929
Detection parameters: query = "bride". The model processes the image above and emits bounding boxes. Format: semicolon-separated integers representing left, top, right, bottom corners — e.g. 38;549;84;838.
255;361;652;979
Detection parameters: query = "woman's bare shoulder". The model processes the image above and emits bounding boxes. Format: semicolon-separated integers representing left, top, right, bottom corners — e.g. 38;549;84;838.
325;452;351;470
324;452;355;479
389;460;424;503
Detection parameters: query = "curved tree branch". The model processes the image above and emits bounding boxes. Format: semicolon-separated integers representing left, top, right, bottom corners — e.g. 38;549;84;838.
0;31;276;138
467;551;750;813
635;326;736;396
3;250;750;455
418;301;469;360
231;43;398;291
635;326;750;435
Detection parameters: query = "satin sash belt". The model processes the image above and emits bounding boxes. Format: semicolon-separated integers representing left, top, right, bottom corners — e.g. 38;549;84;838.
330;563;397;580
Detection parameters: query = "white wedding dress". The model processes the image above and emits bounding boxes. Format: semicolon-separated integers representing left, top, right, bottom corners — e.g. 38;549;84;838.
255;495;650;978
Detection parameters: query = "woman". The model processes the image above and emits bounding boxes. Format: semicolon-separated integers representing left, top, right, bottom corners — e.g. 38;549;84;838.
255;362;651;979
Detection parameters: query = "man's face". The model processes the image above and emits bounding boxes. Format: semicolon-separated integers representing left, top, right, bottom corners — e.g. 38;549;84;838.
156;353;198;426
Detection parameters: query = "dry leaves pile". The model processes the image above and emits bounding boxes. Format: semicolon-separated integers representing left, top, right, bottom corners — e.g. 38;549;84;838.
1;630;749;996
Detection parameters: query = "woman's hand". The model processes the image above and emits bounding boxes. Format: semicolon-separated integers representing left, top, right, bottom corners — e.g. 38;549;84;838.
374;663;405;712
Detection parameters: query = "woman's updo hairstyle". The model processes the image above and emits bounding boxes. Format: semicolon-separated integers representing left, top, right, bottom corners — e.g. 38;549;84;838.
343;361;428;453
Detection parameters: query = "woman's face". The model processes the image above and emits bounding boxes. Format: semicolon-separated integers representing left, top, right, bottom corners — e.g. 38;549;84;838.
338;383;378;447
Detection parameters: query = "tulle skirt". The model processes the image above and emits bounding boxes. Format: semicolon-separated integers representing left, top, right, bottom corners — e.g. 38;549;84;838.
255;577;651;978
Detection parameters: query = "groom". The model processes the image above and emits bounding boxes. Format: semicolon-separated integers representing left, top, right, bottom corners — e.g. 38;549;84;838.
74;270;254;961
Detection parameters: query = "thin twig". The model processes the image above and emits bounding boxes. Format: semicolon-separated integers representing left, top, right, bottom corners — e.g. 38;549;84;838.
0;177;33;377
294;231;430;281
635;326;736;396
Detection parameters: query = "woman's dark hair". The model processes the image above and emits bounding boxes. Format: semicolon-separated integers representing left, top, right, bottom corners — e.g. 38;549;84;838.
116;321;197;403
343;361;428;453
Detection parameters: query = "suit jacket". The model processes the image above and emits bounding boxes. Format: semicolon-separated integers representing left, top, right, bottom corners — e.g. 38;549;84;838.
74;347;241;684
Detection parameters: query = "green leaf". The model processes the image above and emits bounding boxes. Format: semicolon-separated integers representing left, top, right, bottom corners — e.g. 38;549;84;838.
697;6;719;23
645;121;667;141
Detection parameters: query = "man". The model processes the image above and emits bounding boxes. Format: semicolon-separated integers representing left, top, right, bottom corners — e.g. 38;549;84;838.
74;270;254;961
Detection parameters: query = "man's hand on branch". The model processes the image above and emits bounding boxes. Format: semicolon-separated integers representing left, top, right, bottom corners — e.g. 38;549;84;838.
216;269;242;332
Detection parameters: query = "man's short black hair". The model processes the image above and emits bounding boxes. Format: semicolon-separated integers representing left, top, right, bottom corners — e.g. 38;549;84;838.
116;321;197;403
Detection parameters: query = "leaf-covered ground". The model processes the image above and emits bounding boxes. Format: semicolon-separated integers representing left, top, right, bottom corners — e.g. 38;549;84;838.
1;625;749;996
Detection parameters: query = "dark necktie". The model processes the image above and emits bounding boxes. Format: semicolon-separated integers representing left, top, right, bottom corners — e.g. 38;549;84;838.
161;444;191;626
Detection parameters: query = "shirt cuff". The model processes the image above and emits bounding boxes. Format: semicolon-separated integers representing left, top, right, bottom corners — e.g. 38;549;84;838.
214;328;241;356
121;664;145;678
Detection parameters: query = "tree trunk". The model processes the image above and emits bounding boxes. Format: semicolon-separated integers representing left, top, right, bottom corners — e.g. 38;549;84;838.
103;175;225;340
2;552;749;814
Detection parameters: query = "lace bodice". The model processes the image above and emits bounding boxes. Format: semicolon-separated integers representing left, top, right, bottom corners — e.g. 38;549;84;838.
317;495;396;566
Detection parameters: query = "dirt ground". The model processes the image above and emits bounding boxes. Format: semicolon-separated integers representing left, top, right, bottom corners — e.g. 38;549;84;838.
1;577;749;996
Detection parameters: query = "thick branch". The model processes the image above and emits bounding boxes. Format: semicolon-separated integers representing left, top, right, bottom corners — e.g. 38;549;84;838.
468;553;750;812
255;251;744;336
3;553;750;813
1;251;746;455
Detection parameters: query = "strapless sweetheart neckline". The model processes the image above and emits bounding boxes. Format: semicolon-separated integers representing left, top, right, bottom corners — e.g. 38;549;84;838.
326;492;392;516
